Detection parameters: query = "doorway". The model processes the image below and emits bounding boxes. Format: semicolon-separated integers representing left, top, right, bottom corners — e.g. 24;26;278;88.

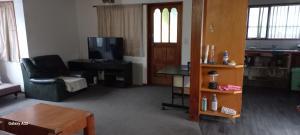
147;2;183;85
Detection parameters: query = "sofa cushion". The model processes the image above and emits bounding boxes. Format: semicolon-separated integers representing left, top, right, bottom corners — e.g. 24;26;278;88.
21;58;58;78
32;55;69;76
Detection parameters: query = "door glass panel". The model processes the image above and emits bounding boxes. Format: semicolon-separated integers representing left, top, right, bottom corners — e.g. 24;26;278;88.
162;8;170;43
153;9;161;43
170;8;178;43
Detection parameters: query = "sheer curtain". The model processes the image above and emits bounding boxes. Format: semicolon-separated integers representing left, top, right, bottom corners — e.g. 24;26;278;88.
0;2;20;62
97;5;143;57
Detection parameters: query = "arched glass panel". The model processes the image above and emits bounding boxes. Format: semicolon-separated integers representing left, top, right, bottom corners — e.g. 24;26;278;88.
162;8;169;43
153;9;161;43
170;8;178;43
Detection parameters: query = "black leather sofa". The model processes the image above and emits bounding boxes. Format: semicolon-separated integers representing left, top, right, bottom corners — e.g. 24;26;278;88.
21;55;92;102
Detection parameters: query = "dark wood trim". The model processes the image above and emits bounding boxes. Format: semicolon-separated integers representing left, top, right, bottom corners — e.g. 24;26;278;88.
247;38;300;40
249;2;300;7
265;6;271;39
147;5;152;84
189;0;204;121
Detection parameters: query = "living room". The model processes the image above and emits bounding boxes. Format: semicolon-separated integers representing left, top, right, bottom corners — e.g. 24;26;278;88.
1;0;300;135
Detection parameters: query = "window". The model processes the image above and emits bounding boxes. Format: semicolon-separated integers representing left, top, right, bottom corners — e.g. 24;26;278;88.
153;9;161;43
247;7;268;38
153;7;178;43
247;4;300;39
162;8;170;43
170;8;178;43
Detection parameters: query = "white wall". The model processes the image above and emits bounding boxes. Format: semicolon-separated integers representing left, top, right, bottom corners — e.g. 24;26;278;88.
247;0;300;49
0;0;28;90
181;0;192;65
23;0;80;61
75;0;192;84
1;0;192;87
1;0;81;90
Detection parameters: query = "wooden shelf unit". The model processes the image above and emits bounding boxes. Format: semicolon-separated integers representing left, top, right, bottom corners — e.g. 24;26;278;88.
201;64;244;69
199;65;243;119
199;110;240;119
189;0;247;121
201;88;242;94
197;0;247;119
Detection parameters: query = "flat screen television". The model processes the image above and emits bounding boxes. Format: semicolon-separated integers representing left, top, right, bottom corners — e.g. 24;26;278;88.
88;37;124;60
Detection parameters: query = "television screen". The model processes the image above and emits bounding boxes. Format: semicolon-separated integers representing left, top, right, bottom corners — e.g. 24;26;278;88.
88;37;124;60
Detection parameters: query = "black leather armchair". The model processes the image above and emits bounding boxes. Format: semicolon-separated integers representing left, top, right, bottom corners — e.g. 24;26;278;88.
21;55;92;101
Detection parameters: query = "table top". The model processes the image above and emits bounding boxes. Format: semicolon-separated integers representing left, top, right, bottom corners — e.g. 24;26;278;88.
0;103;92;134
156;65;190;76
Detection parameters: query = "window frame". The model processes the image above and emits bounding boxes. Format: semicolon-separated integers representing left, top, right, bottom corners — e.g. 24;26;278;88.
247;3;300;40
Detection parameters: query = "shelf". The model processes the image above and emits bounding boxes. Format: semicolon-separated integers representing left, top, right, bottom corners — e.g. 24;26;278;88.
246;66;289;70
199;110;240;118
201;88;242;94
201;64;244;69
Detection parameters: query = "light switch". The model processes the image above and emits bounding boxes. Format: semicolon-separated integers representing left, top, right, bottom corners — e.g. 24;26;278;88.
209;24;215;33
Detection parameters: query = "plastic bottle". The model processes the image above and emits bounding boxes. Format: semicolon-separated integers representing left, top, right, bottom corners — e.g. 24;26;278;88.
202;96;207;112
211;94;218;112
223;50;229;65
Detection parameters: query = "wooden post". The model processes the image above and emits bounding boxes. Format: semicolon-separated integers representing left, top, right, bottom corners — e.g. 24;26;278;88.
189;0;204;121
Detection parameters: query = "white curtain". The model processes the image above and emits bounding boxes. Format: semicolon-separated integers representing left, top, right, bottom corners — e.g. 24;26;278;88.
97;5;143;57
0;2;20;62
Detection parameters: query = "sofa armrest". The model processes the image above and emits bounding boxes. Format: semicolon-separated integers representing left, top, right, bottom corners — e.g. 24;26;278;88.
29;78;58;84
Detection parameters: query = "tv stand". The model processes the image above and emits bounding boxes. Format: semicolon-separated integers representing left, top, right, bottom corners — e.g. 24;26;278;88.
68;59;132;87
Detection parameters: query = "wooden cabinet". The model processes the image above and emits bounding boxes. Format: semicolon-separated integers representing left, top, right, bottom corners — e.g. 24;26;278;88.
244;51;292;89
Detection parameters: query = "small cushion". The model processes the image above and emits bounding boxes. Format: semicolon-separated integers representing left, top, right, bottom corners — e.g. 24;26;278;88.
22;58;58;78
32;55;69;76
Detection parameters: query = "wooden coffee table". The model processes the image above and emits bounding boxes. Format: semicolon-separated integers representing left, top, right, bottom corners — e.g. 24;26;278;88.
0;103;95;135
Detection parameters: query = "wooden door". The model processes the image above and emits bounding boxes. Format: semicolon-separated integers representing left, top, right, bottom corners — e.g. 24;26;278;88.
147;2;183;85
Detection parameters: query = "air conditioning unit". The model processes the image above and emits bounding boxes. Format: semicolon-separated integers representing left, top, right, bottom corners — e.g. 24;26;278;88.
103;0;115;3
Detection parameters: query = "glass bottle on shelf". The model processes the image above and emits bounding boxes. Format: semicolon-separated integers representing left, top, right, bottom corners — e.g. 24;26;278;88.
209;45;215;64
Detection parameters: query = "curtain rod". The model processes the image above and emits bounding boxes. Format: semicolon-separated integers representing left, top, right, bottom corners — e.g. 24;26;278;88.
93;3;146;8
